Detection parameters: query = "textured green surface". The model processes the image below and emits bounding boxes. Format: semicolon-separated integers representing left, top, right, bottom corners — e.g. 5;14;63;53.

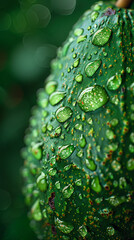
22;1;134;239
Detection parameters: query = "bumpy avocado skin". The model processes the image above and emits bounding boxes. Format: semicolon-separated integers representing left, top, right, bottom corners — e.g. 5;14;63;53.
22;1;134;239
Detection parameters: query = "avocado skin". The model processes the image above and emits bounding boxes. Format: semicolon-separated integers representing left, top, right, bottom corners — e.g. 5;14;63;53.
22;1;134;239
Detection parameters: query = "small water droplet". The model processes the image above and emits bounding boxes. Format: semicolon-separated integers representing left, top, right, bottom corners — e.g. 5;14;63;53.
91;11;99;21
56;107;73;123
55;181;61;189
91;176;102;192
45;81;57;95
75;74;83;83
106;129;115;140
78;225;87;237
77;35;87;43
126;158;134;171
36;172;47;192
85;159;97;171
62;38;74;57
78;85;109;112
110;118;119;126
73;58;80;68
77;149;83;158
49;91;66;106
130;82;134;96
130;132;134;143
119;177;127;189
64;165;71;171
129;144;134;153
47;124;53;132
75;123;83;131
107;226;115;236
85;59;102;77
108;196;126;207
55;217;74;234
73;53;77;59
49;168;57;176
105;143;118;152
92;27;112;46
79;134;87;148
126;67;131;73
74;28;84;36
75;179;82;186
62;184;74;198
31;199;42;221
107;74;122;90
58;144;75;160
111;160;121;171
94;4;101;11
31;143;42;160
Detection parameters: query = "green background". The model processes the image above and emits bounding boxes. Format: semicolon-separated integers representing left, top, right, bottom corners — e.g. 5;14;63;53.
0;0;133;239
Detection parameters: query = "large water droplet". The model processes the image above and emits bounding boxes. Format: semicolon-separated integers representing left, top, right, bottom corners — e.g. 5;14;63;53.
91;176;102;192
92;27;112;46
73;58;80;68
107;74;122;90
78;225;87;237
31;199;42;221
36;172;47;192
85;159;97;171
56;107;73;123
49;91;66;106
79;134;87;148
74;28;84;36
62;184;74;198
58;144;75;159
85;59;101;77
78;85;109;112
45;81;57;95
55;217;74;234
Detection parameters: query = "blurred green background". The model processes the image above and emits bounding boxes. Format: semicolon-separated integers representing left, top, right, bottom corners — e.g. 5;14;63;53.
0;0;133;239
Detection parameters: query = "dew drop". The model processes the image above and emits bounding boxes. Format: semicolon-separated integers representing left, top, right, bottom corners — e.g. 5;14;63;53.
75;179;82;186
77;35;87;43
58;144;75;159
64;165;71;171
49;168;57;176
110;118;119;126
78;85;109;112
56;107;73;123
74;28;84;36
107;74;122;90
126;158;134;171
106;129;115;140
129;144;134;153
85;59;102;77
75;123;83;131
107;226;115;236
55;181;61;189
85;159;97;171
92;27;112;46
73;58;80;68
91;176;102;192
55;217;74;234
130;132;134;143
78;225;87;237
119;177;127;189
49;91;66;106
75;74;83;83
77;149;83;158
130;82;134;96
45;81;57;95
62;184;74;198
111;160;121;171
31;199;42;221
91;11;99;21
94;4;101;11
62;38;74;57
31;143;42;160
79;134;87;148
36;172;47;192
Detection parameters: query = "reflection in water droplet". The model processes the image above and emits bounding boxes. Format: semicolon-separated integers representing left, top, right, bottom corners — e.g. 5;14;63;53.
91;176;102;192
92;27;112;46
55;217;74;234
45;81;57;95
107;74;122;90
85;60;102;77
78;85;109;112
59;145;75;159
56;106;73;122
62;184;74;198
49;91;66;106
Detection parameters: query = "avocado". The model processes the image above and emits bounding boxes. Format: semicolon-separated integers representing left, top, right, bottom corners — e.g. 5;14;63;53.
22;1;134;239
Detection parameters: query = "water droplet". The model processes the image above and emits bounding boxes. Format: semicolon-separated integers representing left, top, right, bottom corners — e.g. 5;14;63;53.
126;67;131;73
79;134;87;148
131;104;134;111
73;53;77;59
111;160;121;171
129;144;134;153
87;117;93;125
31;199;42;221
78;225;87;237
73;58;80;68
74;28;84;36
85;59;102;77
107;226;115;236
45;81;57;95
106;129;115;140
36;172;47;192
130;132;134;143
75;123;83;131
50;156;56;165
31;143;42;160
108;196;126;207
56;107;73;123
64;165;71;171
126;158;134;171
75;179;82;186
110;118;119;126
94;4;101;11
107;74;122;90
77;149;83;158
85;159;97;171
130;82;134;96
55;217;74;234
62;184;74;198
49;91;66;106
49;168;57;176
75;74;83;83
47;124;53;132
92;27;112;46
131;113;134;120
91;177;102;192
77;35;87;43
119;177;127;189
62;38;74;57
78;85;109;112
58;144;75;159
105;143;118;152
51;126;62;138
38;95;48;108
55;181;61;189
91;11;99;21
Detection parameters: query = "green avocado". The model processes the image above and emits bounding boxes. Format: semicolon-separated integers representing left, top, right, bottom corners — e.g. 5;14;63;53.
22;1;134;239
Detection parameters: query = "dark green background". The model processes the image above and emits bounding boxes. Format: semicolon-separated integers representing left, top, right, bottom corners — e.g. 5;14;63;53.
0;0;133;239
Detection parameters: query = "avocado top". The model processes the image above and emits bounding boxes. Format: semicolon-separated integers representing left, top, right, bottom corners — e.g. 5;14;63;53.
22;1;134;239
